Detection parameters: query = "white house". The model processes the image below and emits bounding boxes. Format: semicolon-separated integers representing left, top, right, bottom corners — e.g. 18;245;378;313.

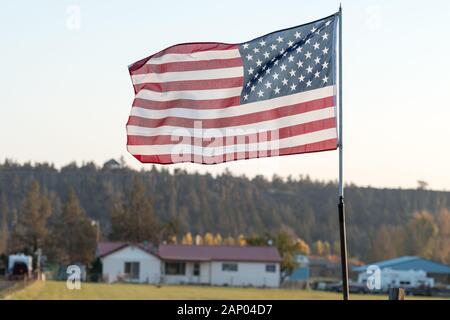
97;242;282;287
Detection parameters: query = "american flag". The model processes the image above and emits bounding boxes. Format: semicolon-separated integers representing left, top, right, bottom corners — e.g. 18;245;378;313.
127;14;338;164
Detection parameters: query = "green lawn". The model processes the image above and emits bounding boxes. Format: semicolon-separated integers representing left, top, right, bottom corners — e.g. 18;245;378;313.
4;281;445;300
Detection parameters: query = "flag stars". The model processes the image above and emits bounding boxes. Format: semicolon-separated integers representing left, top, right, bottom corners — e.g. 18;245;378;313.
325;20;331;26
241;18;335;103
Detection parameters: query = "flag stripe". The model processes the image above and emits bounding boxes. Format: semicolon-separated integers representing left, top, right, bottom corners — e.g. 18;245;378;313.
132;58;244;75
132;97;241;110
127;128;337;156
127;117;336;146
127;106;335;137
147;49;241;65
132;87;334;119
132;66;244;84
133;77;244;93
136;87;242;102
150;43;239;57
131;138;338;164
128;97;333;129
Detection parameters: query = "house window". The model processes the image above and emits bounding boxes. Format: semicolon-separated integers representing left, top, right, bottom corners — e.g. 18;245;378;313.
124;262;140;280
165;262;186;275
193;263;200;276
222;263;238;272
266;264;276;273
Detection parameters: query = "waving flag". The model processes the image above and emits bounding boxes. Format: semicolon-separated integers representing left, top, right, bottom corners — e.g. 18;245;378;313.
127;14;338;164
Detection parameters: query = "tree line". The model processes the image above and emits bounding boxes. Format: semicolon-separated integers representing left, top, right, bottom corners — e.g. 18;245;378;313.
0;159;450;270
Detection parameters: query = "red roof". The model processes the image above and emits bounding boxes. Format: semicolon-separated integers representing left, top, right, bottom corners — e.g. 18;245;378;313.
96;241;155;258
158;244;282;263
96;242;282;263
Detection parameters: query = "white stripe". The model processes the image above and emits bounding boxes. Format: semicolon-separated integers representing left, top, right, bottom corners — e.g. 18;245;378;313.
147;49;241;65
127;128;337;156
136;87;242;102
132;86;335;120
127;107;335;138
133;67;243;84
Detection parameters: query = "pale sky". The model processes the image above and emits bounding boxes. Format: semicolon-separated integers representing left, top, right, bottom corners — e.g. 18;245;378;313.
1;0;450;190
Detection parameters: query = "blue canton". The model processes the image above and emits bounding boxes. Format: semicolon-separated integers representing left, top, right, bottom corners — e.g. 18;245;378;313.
239;15;337;104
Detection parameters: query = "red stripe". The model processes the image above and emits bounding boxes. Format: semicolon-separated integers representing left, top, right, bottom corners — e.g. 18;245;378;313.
131;138;338;164
129;43;239;74
132;97;241;110
127;96;334;129
133;77;243;93
132;58;243;75
127;117;336;146
152;43;238;57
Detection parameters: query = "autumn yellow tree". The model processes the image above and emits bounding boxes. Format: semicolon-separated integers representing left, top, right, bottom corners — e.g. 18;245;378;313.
204;232;214;245
213;233;222;245
323;241;331;256
238;234;247;246
181;232;193;245
314;240;324;256
296;238;310;255
223;236;236;245
195;234;204;245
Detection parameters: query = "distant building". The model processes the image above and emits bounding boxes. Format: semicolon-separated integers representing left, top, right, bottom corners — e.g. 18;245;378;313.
352;256;450;285
97;242;282;287
103;159;121;170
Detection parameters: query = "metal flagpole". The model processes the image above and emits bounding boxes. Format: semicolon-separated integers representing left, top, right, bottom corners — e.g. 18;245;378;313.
337;4;350;300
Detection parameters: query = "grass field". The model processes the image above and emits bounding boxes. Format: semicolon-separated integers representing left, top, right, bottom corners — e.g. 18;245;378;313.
4;281;445;300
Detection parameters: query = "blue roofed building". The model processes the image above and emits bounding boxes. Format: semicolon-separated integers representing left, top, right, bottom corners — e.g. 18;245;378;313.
353;256;450;284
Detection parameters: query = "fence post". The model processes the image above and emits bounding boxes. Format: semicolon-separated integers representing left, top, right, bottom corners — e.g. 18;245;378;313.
389;288;405;300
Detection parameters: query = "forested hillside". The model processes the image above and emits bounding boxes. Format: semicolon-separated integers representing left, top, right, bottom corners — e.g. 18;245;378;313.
0;159;449;264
